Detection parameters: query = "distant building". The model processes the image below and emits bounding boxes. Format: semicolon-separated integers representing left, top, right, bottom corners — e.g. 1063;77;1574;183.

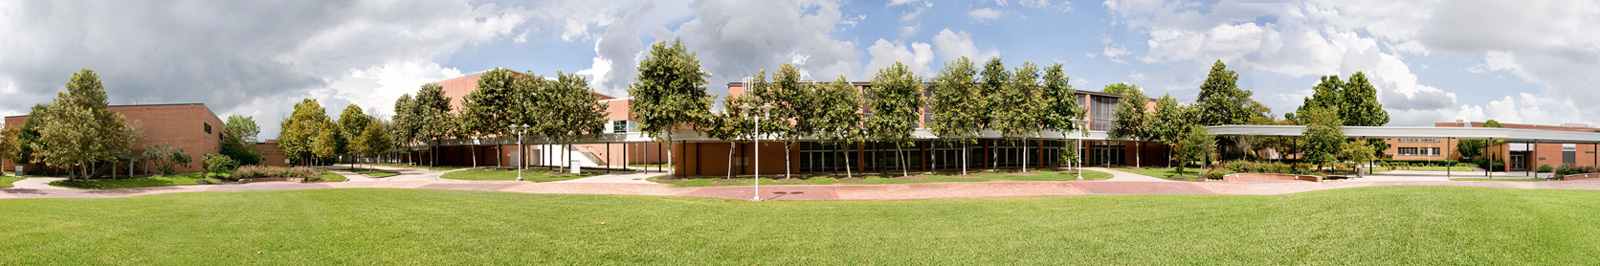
3;103;226;175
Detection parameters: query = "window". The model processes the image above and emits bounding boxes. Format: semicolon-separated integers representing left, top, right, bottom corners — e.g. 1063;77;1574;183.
1090;96;1117;131
204;123;211;134
1398;147;1419;156
611;120;639;133
1431;147;1441;156
1565;144;1577;165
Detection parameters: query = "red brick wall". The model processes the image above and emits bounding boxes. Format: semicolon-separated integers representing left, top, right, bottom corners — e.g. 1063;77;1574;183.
3;104;224;174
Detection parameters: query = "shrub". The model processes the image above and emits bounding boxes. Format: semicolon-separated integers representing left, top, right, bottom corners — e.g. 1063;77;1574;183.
1204;169;1232;180
1377;159;1458;167
1554;164;1582;177
1536;165;1553;173
202;154;238;179
233;166;320;181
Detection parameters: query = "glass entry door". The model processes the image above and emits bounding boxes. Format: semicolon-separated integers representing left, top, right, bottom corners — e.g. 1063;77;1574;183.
1510;153;1526;171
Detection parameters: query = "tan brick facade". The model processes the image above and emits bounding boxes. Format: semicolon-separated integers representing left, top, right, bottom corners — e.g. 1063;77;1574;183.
4;103;225;174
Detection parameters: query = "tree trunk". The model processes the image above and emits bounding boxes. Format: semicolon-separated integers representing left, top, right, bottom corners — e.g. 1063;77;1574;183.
961;140;968;176
1022;136;1029;173
1135;141;1142;168
843;141;854;178
898;142;908;177
727;142;736;179
783;140;792;179
471;141;478;168
666;136;675;177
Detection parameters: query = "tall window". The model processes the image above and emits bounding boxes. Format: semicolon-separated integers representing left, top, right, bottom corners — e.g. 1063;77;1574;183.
204;123;211;134
1398;147;1419;156
1090;96;1117;131
1565;144;1577;165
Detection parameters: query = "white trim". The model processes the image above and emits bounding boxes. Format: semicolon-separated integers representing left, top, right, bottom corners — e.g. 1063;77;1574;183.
1207;125;1600;143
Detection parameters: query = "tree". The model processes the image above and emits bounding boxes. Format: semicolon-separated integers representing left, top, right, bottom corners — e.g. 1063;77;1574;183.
1108;84;1151;168
1291;75;1344;121
1299;106;1344;170
338;104;373;167
508;72;550;168
201;154;237;179
225;115;261;143
1342;138;1376;174
142;143;190;176
1175;126;1215;177
1101;83;1141;96
0;126;20;172
703;94;756;179
353;122;393;170
992;62;1046;172
747;64;816;179
1040;63;1085;172
1150;94;1191;168
279;99;330;166
12;105;47;165
1195;60;1264;127
930;57;985;175
390;94;418;165
1340;72;1389;127
1458;120;1505;160
538;72;609;171
979;58;1010;128
464;68;519;168
311;123;346;166
36;69;138;179
813;76;865;178
866;62;925;177
628;39;714;176
413;83;454;167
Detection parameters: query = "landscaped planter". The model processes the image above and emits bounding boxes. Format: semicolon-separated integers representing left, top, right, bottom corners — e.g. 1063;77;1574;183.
1561;173;1600;181
237;178;306;184
1222;173;1321;182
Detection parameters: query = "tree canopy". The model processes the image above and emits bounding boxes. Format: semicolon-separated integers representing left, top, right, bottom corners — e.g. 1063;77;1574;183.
279;99;332;165
628;39;713;175
35;69;139;178
866;62;925;176
1195;60;1267;126
1299;106;1345;169
1039;63;1084;136
811;76;865;177
991;62;1046;171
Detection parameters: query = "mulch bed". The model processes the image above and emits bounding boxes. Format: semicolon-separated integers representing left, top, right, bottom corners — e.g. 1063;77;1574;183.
709;179;744;184
836;177;867;181
771;178;805;183
891;175;925;181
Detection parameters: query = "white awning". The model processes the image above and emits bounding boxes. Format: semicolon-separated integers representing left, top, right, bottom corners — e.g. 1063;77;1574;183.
1206;125;1600;143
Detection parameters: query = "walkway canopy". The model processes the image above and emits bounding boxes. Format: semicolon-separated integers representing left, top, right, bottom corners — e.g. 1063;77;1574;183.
1206;125;1600;143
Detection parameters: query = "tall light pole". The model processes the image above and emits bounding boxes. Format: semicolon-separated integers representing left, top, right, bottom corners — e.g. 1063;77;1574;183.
1425;144;1432;169
742;104;772;201
511;124;528;181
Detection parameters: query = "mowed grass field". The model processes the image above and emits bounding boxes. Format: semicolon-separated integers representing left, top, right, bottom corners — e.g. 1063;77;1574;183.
2;186;1599;265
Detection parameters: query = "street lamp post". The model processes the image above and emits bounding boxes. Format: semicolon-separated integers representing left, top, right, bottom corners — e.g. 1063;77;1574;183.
742;104;772;201
511;124;528;181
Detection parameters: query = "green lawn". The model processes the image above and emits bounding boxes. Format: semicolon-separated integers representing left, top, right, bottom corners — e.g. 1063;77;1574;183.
3;186;1600;264
655;170;1113;187
318;171;347;182
1450;177;1544;182
439;169;596;182
1113;167;1203;179
49;172;224;189
349;169;399;178
0;176;23;188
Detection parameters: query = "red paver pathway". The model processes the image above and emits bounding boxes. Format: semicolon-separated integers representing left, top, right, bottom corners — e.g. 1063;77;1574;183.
7;176;1600;200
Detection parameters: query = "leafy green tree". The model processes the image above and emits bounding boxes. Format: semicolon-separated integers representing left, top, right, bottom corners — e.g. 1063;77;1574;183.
1291;75;1344;122
142;143;190;176
11;105;47;165
507;72;550;167
992;62;1046;172
1195;60;1264;127
1458;120;1505;161
1101;83;1141;96
413;83;454;167
1040;63;1085;170
390;94;418;164
1175;126;1215;177
221;115;262;165
628;39;714;176
703;94;756;179
930;57;985;175
338;104;373;166
36;69;138;179
0;126;17;172
538;72;609;170
202;154;237;179
812;76;865;178
311;122;345;166
353;122;393;170
464;68;519;168
1108;84;1152;167
749;64;813;179
1340;72;1388;127
279;99;331;166
225;115;261;143
1151;94;1191;168
1299;106;1344;170
979;58;1010;127
866;62;925;177
1342;138;1376;174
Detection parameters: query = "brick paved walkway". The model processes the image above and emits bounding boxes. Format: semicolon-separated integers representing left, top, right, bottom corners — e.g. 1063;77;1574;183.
6;173;1600;200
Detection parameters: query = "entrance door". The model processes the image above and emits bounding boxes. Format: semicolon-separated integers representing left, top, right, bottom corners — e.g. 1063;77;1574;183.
1510;153;1526;171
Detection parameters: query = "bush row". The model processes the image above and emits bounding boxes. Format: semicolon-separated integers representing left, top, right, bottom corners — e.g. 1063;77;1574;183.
1554;164;1599;178
1222;161;1316;176
233;166;324;181
1376;159;1460;167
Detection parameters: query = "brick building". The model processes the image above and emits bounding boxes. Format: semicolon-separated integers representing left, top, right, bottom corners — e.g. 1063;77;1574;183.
1382;120;1600;171
3;103;226;175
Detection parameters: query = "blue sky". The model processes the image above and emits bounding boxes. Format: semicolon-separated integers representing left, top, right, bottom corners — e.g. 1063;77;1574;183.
1;0;1595;139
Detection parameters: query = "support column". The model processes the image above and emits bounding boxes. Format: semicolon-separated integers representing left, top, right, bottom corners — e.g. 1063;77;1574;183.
1446;137;1452;178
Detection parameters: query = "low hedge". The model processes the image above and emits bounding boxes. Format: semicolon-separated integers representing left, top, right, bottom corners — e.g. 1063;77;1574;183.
1377;159;1460;167
1554;164;1599;179
1223;161;1315;176
234;166;323;181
